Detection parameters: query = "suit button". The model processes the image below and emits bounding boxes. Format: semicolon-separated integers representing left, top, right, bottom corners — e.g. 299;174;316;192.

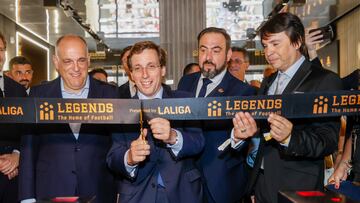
151;183;156;188
75;147;80;152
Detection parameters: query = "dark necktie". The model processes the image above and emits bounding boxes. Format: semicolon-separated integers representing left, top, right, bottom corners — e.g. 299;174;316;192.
198;78;212;97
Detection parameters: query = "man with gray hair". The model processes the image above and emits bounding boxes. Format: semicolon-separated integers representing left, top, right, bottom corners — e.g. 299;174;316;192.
19;35;117;203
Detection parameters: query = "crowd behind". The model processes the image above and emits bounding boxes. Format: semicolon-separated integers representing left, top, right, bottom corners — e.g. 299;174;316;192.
0;12;359;203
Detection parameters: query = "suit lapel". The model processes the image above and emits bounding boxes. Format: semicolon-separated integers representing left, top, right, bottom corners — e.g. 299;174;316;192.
259;73;277;95
46;77;63;98
207;71;230;97
191;74;201;95
87;77;99;99
283;60;312;94
162;86;172;99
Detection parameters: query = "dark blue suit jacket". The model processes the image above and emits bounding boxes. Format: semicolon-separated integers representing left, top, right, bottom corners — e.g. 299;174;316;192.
0;75;27;203
178;70;256;203
107;88;204;203
0;75;27;151
19;77;118;203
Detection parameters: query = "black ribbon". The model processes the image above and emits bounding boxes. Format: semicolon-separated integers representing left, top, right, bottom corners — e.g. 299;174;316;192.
0;90;359;124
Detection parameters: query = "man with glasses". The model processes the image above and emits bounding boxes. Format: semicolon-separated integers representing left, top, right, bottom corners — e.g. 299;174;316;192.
19;35;117;203
8;56;33;95
228;46;250;82
107;41;204;203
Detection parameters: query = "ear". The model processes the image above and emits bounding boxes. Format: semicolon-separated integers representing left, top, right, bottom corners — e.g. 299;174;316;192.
161;66;166;77
293;40;302;50
226;49;232;63
53;55;59;71
244;62;250;70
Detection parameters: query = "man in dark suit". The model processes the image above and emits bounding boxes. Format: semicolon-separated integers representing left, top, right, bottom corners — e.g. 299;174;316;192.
107;41;204;203
177;27;256;203
19;35;117;203
0;32;27;203
233;13;343;203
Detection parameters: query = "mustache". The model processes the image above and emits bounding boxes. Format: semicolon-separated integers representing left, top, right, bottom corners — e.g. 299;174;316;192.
20;79;30;83
202;60;215;67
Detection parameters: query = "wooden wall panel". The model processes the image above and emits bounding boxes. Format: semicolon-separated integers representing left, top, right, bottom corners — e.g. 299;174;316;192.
336;7;360;77
159;0;205;88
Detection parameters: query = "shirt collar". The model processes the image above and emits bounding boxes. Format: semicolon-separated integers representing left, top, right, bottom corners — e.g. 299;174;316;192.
61;76;90;96
280;55;305;79
137;86;163;100
200;67;227;84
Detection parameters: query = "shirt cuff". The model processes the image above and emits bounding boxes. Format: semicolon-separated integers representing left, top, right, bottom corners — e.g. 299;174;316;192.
166;129;183;156
124;150;137;177
21;198;36;203
280;134;292;147
12;150;20;154
230;128;245;149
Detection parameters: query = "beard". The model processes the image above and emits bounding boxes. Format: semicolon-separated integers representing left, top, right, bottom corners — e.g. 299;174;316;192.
201;60;227;79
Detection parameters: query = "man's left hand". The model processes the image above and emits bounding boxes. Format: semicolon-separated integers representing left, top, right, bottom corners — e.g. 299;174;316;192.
149;118;177;145
268;113;293;143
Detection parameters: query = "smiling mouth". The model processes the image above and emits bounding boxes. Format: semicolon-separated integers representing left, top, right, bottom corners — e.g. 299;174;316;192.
141;81;152;88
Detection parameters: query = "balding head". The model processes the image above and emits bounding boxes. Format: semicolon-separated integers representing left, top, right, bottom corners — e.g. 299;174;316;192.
53;35;90;93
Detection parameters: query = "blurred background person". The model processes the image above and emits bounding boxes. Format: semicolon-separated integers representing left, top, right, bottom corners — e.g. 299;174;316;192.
8;56;33;94
183;62;200;76
89;68;108;82
228;46;249;82
263;65;276;78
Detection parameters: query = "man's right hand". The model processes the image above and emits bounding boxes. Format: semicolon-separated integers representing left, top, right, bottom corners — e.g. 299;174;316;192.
127;128;151;166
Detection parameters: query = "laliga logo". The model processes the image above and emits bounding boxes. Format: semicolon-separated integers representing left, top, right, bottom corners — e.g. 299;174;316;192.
208;100;222;117
39;102;54;121
313;96;329;114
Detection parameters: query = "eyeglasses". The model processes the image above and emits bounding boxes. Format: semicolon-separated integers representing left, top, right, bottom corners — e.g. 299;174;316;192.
131;64;160;75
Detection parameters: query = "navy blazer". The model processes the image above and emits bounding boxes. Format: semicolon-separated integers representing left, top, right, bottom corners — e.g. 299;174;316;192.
119;81;132;98
107;88;205;203
178;70;256;203
247;60;343;203
0;75;27;150
19;77;118;203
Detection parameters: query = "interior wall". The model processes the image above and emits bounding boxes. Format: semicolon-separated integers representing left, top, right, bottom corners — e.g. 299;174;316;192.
0;13;56;82
159;0;206;88
19;36;48;86
336;7;360;77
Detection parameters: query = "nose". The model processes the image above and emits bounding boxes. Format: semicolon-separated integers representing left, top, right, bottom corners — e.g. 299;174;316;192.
74;61;81;72
264;46;274;57
21;74;27;80
205;51;213;61
141;67;149;78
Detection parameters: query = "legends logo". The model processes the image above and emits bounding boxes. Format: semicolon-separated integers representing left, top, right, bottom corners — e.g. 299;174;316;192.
39;101;114;121
313;94;360;114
